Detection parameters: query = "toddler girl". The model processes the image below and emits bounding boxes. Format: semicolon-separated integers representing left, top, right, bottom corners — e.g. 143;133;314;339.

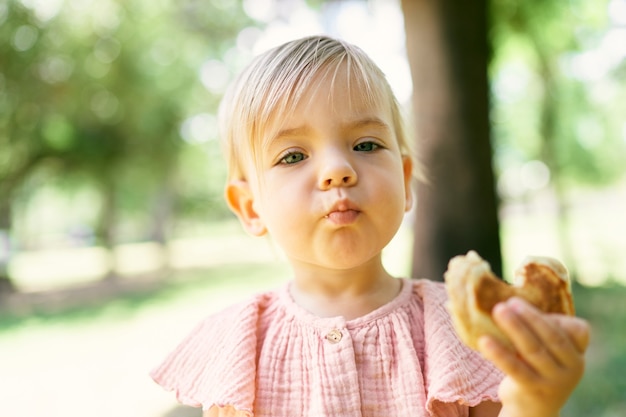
152;35;589;417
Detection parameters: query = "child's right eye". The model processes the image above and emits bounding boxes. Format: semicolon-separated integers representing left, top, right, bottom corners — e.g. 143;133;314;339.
279;151;307;165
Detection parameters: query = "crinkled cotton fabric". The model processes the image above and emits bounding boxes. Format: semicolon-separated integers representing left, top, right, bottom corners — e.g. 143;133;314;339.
151;278;503;417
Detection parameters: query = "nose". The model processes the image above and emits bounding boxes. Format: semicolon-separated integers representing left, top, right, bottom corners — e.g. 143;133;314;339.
318;150;358;190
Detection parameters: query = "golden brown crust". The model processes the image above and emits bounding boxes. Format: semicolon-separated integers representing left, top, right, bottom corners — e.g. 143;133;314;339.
444;251;574;351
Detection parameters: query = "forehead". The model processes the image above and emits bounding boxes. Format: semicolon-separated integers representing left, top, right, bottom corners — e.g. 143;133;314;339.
265;64;392;138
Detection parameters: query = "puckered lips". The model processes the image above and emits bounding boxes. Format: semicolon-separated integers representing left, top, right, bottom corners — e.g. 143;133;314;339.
324;199;361;225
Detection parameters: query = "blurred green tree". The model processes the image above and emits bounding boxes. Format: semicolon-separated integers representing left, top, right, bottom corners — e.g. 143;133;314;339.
0;0;256;289
490;0;626;276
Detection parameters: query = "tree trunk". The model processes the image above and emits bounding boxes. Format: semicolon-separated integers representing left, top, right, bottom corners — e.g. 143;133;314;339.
0;152;46;295
0;202;16;295
401;0;502;280
147;174;175;276
95;174;118;280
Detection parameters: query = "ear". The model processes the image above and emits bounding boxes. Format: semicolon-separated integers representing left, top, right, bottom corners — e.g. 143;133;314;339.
402;156;414;212
225;180;267;236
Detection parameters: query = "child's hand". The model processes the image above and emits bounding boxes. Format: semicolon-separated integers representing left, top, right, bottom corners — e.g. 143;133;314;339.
478;297;590;417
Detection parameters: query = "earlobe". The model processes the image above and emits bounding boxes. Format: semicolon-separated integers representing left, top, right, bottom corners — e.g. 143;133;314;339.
402;156;414;212
225;181;267;236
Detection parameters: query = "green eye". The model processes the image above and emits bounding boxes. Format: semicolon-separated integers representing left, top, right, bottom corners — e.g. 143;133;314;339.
280;152;306;164
354;141;379;152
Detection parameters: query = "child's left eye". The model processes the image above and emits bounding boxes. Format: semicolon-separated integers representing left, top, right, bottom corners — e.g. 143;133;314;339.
354;141;380;152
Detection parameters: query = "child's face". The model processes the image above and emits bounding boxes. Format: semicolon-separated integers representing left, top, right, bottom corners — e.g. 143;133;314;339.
229;69;413;272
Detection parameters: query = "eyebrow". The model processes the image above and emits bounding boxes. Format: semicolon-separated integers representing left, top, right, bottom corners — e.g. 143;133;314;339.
273;126;312;141
344;117;391;133
273;117;391;141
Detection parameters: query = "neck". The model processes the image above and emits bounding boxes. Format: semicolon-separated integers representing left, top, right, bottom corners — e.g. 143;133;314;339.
288;255;402;320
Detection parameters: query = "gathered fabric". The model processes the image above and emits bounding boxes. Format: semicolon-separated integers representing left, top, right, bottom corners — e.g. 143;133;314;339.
151;278;503;417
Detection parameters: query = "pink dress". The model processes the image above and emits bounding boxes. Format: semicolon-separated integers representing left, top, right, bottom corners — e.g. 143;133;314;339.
151;278;503;416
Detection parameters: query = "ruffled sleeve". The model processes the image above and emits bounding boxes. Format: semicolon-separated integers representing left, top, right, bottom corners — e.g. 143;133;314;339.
417;280;503;416
150;295;268;414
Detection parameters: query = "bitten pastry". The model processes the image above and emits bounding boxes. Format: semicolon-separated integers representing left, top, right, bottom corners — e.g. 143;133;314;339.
444;250;574;351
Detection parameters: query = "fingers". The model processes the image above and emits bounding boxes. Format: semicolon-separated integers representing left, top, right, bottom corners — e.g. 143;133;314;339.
478;335;538;384
484;297;589;379
550;314;590;353
497;298;576;368
479;298;590;417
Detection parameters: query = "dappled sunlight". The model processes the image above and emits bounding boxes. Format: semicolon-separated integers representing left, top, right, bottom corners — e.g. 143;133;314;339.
8;229;284;292
10;246;109;290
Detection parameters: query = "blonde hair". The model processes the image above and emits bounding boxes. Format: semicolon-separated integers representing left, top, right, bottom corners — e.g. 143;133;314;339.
218;35;414;181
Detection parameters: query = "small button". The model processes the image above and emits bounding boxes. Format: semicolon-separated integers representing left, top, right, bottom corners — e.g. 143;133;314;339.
325;329;342;344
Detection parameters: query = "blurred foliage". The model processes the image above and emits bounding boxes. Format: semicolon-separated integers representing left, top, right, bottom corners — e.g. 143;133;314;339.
490;0;626;192
1;0;257;248
488;0;626;279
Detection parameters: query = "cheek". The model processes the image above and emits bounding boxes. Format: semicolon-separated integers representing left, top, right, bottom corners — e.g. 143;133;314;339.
258;182;308;227
263;170;311;202
375;171;410;223
374;166;407;199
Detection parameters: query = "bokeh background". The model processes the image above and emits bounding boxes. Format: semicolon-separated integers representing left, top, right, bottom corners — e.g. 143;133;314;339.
1;0;625;416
